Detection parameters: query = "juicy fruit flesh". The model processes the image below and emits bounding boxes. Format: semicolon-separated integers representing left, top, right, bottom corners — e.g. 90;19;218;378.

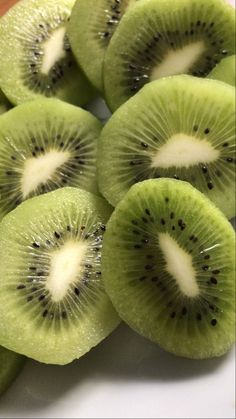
0;99;101;218
104;0;235;110
0;0;95;106
208;55;236;87
102;179;236;359
158;233;199;298
150;41;206;80
98;76;236;218
0;188;119;365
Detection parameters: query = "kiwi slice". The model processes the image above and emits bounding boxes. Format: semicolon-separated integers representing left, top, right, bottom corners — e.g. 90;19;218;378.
102;178;235;359
0;347;25;396
0;187;120;365
208;55;235;86
0;89;11;115
68;0;138;92
0;0;95;106
98;75;236;219
104;0;235;111
0;98;101;219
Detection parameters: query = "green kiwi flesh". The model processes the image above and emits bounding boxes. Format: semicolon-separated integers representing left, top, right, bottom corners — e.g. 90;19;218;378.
0;0;95;106
68;0;138;92
0;98;101;219
104;0;235;111
0;347;25;396
98;75;235;219
102;178;235;359
0;187;120;365
208;55;235;86
0;89;11;115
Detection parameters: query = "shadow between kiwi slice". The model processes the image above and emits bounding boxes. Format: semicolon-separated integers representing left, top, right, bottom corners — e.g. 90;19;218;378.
0;89;11;115
0;98;102;220
102;179;235;359
0;0;95;106
0;347;25;396
104;0;235;111
0;187;120;365
98;75;236;219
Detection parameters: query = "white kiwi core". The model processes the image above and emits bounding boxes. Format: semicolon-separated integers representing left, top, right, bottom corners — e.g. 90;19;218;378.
159;232;199;298
46;241;88;302
151;134;220;169
151;41;206;80
21;150;70;198
41;27;66;75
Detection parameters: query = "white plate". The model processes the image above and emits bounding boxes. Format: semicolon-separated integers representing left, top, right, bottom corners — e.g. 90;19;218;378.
0;323;235;419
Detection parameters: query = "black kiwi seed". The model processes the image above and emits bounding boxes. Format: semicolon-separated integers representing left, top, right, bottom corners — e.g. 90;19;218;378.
182;307;187;316
202;265;209;271
74;287;80;296
197;313;202;321
210;277;218;284
211;319;217;326
17;285;26;290
32;242;40;248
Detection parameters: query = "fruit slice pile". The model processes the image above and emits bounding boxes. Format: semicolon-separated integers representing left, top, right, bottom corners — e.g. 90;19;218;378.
0;0;235;398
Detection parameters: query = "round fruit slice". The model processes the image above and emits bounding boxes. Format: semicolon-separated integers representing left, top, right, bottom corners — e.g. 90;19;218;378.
208;55;235;86
0;0;95;106
98;75;236;219
104;0;235;111
102;179;235;359
0;187;120;365
0;347;25;396
68;0;138;92
0;89;11;115
0;98;101;219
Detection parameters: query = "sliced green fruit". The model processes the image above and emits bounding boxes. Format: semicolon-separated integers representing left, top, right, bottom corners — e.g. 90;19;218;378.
104;0;235;111
0;347;25;396
102;179;235;359
98;75;236;219
0;98;101;219
68;0;138;92
0;0;95;106
208;55;235;86
0;187;120;365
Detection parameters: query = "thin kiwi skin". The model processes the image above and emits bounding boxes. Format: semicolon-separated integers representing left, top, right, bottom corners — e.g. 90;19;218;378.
103;0;236;111
102;179;235;359
0;346;25;396
208;55;236;87
0;187;120;365
0;0;96;106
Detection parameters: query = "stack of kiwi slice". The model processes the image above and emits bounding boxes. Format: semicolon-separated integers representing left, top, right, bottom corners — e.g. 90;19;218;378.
0;0;235;399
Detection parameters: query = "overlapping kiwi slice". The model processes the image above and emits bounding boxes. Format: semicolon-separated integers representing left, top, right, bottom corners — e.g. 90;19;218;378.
68;0;138;92
0;187;120;365
104;0;235;110
98;76;236;219
0;98;101;219
102;179;235;359
0;89;11;115
0;347;25;396
208;55;235;86
0;0;95;106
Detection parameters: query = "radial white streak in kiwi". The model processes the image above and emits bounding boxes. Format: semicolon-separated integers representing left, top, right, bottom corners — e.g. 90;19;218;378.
159;233;199;298
151;41;205;80
41;27;66;75
21;150;70;198
46;241;88;302
151;134;220;169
